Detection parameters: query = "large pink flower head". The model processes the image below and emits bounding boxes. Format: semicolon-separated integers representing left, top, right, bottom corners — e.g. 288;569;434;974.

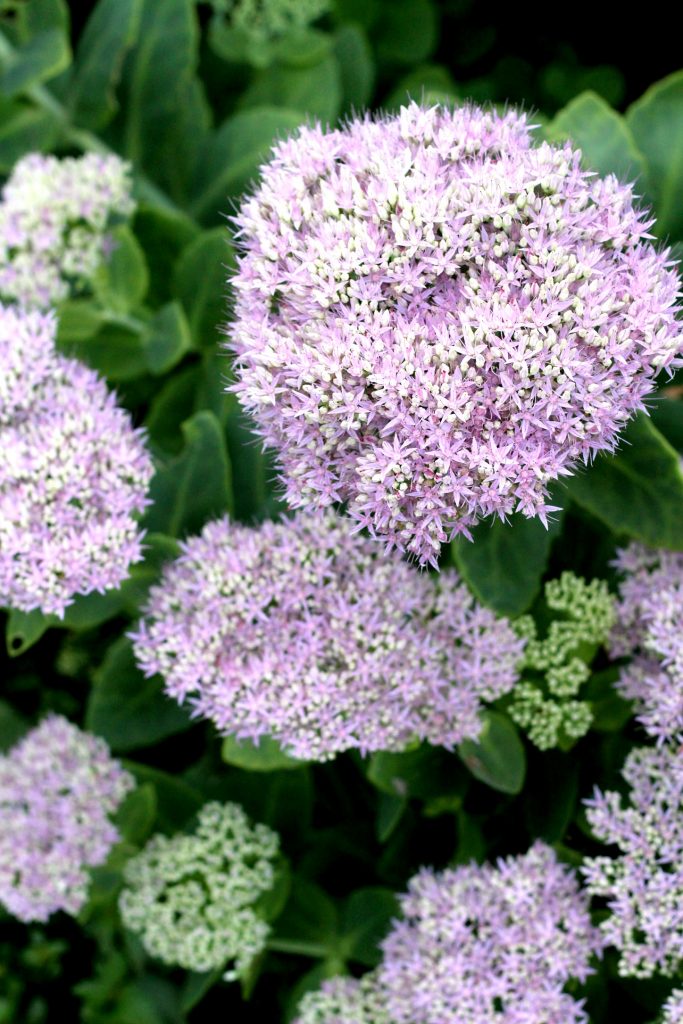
378;842;602;1024
610;544;683;744
0;715;134;923
131;511;523;761
229;102;682;564
0;303;153;616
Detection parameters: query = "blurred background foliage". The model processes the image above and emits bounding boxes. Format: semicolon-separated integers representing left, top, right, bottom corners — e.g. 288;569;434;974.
2;1;683;1022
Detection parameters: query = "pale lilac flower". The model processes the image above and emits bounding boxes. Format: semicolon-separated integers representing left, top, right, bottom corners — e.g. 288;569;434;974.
663;989;683;1024
0;715;134;923
131;511;523;761
582;745;683;977
610;544;683;743
0;303;153;616
378;842;601;1024
229;102;682;564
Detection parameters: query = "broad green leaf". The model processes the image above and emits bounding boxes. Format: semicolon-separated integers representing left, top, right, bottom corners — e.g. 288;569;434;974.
87;637;194;752
190;108;306;223
145;364;201;454
68;0;142;130
240;57;341;124
173;228;232;347
366;744;467;801
143;410;234;538
123;761;204;831
524;751;578;843
143;301;192;375
375;792;406;843
0;99;59;171
0;699;29;751
458;711;526;794
649;396;683;451
55;299;104;342
548;91;646;181
181;969;223;1014
376;0;437;64
115;783;157;846
273;29;333;68
334;24;374;112
451;510;563;618
563;414;683;549
385;64;457;110
272;877;338;952
0;26;70;96
627;71;683;240
58;320;148;381
221;734;305;772
133;204;199;306
93;225;149;314
6;608;51;656
338;889;398;965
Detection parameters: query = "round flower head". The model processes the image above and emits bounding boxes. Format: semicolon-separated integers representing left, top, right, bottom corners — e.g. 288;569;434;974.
294;975;389;1024
610;544;683;743
663;989;683;1024
0;304;153;616
0;152;134;309
119;801;279;977
229;102;682;564
0;715;134;922
131;511;523;761
582;745;683;978
378;841;601;1024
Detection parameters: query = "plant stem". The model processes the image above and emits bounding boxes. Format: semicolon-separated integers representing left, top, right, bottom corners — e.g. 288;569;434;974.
266;938;331;959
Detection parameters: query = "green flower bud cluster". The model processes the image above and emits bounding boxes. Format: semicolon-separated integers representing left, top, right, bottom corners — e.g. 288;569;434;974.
209;0;331;61
294;974;390;1024
118;802;279;979
509;572;615;749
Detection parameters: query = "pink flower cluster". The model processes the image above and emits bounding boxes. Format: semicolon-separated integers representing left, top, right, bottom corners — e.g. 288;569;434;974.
610;544;683;743
0;303;153;616
131;511;523;761
0;715;134;922
229;102;682;564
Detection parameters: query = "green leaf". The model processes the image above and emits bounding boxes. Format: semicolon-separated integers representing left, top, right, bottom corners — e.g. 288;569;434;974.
123;761;204;832
563;413;683;549
376;0;437;64
451;510;563;617
68;0;142;130
144;410;234;538
384;64;457;110
366;744;466;800
190;108;306;223
93;225;149;314
115;783;157;846
55;299;104;342
221;734;305;772
86;637;194;752
173;228;232;347
0;99;59;172
240;57;341;124
181;969;223;1014
627;71;683;240
0;699;29;751
143;301;192;375
272;877;338;952
547;91;646;181
58;320;148;381
0;27;70;96
334;25;374;112
458;711;526;794
375;792;406;843
338;889;398;965
524;751;578;843
5;608;52;657
133;204;199;307
145;364;201;454
649;397;683;452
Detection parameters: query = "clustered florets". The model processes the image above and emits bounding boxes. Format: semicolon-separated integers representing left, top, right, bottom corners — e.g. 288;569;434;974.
295;842;601;1024
0;152;134;309
509;571;615;748
130;510;523;761
229;102;682;564
610;544;683;743
0;302;153;616
663;989;683;1024
582;745;683;978
119;801;279;977
0;715;134;923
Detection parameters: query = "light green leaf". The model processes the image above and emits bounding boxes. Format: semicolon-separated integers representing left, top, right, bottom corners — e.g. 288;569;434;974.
190;108;305;222
563;413;683;549
143;301;192;375
221;734;305;772
87;637;194;752
123;761;204;831
6;608;52;657
0;26;70;96
548;91;646;181
458;711;526;794
58;320;148;381
0;99;59;171
134;204;199;306
55;299;104;342
334;24;374;112
143;410;234;538
173;228;232;346
115;783;157;846
240;56;341;124
93;225;149;314
68;0;142;130
451;510;563;618
627;71;683;240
